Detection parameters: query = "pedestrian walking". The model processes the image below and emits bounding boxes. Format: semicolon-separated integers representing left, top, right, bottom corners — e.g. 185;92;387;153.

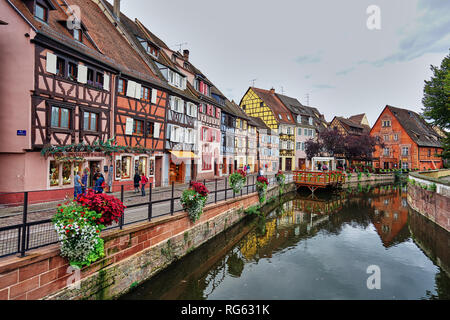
140;172;148;197
81;168;89;195
74;170;83;199
133;172;141;193
95;173;105;194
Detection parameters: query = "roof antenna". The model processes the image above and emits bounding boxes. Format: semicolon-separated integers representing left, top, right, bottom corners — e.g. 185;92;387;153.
305;93;310;105
172;42;188;52
281;86;284;95
250;79;257;87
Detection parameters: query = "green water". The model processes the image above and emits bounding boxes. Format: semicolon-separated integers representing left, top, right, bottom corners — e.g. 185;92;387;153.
121;183;450;300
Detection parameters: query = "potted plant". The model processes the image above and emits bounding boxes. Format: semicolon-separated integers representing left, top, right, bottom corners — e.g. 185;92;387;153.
180;181;210;222
275;170;286;194
229;169;247;193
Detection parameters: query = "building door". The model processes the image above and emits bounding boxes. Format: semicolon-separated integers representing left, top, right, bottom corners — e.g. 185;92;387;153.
169;161;185;184
88;160;101;188
155;157;162;187
222;157;227;174
383;162;390;169
279;157;283;171
298;159;306;170
285;158;292;172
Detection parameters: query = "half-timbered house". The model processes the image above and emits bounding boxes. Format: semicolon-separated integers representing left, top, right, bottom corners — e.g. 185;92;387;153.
239;87;296;171
108;7;200;185
0;0;119;200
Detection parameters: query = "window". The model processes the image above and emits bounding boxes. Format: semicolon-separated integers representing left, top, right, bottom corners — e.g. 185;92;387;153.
56;57;65;77
141;86;150;101
297;115;302;123
383;148;390;156
51;106;70;129
428;149;431;157
309;117;313;125
49;161;59;186
401;147;409;156
118;79;126;95
304;128;308;135
133;120;144;135
138;156;147;177
296;142;301;150
83;111;98;131
382;120;391;127
95;72;104;89
202;127;208;141
384;135;389;142
62;161;71;185
35;3;47;22
287;115;291;120
308;129;313;136
87;68;94;85
278;114;282;120
146;122;154;137
68;62;77;81
121;156;132;179
394;134;398;141
402;162;409;170
243;121;247;130
73;28;82;42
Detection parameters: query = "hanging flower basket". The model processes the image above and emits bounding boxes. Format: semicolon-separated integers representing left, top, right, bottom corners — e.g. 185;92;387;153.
229;169;247;193
52;201;105;268
181;181;210;223
256;176;269;204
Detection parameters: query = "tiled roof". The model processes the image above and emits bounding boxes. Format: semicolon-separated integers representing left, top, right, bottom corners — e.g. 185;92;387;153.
387;105;442;148
9;0;165;86
251;87;295;125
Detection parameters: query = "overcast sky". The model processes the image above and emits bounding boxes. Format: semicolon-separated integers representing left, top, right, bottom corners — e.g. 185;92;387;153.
109;0;450;126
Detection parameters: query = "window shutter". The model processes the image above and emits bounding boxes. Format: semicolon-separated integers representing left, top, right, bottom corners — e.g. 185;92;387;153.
170;125;175;142
125;118;134;135
178;99;184;114
46;52;57;74
104;74;110;91
77;65;87;84
126;80;136;97
154;122;160;139
151;89;157;104
134;82;142;99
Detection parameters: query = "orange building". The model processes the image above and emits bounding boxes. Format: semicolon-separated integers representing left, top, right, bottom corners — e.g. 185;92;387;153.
370;105;444;170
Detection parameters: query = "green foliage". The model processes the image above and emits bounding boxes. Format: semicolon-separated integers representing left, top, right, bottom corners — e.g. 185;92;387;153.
229;172;246;193
180;189;207;222
244;205;261;216
428;183;437;192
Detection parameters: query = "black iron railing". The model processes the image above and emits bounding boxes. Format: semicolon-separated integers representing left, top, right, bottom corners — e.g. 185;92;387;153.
0;174;292;258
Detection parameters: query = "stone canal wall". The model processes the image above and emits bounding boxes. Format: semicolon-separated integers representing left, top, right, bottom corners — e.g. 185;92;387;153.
407;171;450;233
343;173;395;185
0;183;295;300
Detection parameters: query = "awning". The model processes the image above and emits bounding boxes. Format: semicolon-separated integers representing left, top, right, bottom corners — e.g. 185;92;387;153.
169;151;198;159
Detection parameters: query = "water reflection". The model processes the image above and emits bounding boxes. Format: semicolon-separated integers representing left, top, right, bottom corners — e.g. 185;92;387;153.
121;183;450;300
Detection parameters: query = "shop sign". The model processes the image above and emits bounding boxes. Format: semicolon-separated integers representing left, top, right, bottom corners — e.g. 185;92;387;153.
17;130;26;136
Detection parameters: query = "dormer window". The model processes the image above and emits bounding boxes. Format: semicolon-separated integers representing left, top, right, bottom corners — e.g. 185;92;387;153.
171;54;176;62
35;3;48;22
309;117;313;125
73;28;82;42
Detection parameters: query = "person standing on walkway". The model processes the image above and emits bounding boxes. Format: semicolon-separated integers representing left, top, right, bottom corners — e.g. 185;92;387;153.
74;170;83;199
95;173;105;194
133;172;141;193
140;172;148;197
81;168;89;195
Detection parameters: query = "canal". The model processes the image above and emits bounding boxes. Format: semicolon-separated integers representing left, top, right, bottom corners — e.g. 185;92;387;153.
120;182;450;300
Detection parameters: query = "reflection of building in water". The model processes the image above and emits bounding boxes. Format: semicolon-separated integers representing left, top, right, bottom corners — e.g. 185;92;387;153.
408;208;450;278
292;197;346;215
369;186;409;248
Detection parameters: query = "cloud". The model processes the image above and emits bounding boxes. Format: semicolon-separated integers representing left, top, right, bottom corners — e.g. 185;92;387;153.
336;67;356;76
295;52;322;64
312;84;335;89
369;0;450;67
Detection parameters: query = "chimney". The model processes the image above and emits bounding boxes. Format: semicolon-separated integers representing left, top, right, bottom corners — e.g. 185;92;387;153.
113;0;120;21
270;87;275;94
183;49;190;61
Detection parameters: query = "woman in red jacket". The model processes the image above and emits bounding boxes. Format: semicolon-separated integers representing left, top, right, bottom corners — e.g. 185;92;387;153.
140;172;149;197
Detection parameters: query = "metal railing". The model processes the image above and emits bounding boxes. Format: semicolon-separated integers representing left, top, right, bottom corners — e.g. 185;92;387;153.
0;174;293;259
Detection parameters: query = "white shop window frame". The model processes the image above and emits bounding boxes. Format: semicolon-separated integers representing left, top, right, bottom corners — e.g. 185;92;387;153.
47;157;103;189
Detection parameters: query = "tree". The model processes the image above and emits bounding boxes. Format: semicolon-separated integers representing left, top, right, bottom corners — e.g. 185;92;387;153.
422;51;450;130
422;51;450;162
305;139;322;160
343;133;380;165
319;127;346;156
